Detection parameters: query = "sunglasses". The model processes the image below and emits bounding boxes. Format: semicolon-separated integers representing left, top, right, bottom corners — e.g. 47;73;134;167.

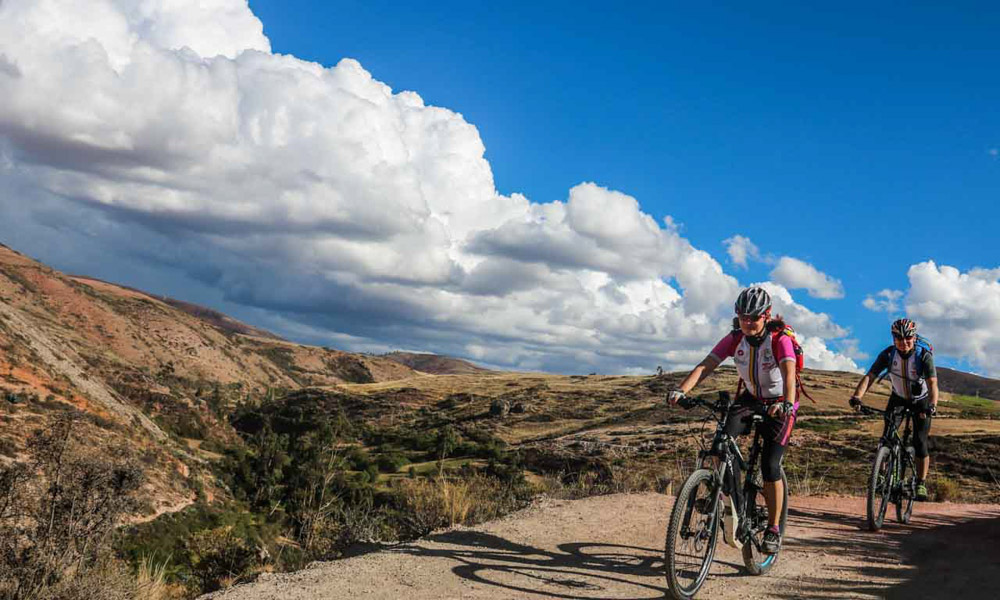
892;334;915;341
738;314;765;323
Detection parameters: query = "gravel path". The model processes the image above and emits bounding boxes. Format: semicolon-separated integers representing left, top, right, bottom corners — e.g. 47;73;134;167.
202;493;1000;600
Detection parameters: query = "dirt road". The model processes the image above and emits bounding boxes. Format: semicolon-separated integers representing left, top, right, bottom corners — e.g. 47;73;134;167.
204;493;1000;599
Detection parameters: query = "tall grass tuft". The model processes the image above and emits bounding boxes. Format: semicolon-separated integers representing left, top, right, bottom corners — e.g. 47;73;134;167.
396;474;533;536
786;459;833;496
134;554;170;600
931;476;961;502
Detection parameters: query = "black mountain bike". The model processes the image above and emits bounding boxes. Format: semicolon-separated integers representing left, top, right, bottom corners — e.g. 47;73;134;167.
664;391;788;600
856;401;917;531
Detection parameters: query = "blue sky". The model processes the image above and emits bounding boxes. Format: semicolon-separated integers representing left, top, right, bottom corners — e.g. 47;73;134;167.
1;1;998;375
247;1;1000;367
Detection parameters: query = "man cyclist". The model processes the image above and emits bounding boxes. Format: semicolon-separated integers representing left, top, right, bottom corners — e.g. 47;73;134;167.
848;318;938;501
668;286;798;554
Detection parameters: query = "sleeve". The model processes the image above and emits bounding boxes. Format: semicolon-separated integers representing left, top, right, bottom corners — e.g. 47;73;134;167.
922;351;937;378
709;334;737;362
773;334;796;363
867;347;892;377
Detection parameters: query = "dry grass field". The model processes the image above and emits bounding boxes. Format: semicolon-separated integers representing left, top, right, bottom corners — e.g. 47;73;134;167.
329;365;1000;503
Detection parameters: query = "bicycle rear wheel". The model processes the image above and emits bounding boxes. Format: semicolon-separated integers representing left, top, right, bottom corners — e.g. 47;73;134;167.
867;446;892;531
665;469;721;600
896;446;915;524
742;466;787;575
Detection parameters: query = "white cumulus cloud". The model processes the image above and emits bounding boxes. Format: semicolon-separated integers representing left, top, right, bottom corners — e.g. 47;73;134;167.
905;261;1000;376
862;289;904;313
0;0;859;374
770;257;845;299
722;235;761;269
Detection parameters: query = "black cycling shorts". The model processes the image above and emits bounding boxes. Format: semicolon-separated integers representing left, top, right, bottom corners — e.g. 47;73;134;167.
722;391;796;483
882;393;932;458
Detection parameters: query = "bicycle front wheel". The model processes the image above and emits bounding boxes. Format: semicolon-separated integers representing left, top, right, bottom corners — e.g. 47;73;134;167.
665;468;721;600
867;446;892;531
896;446;915;524
742;466;787;575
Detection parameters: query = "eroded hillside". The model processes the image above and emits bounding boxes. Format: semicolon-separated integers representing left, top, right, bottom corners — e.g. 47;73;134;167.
0;244;421;514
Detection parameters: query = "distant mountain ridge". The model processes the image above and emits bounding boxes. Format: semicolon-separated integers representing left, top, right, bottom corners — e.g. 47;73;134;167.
384;352;492;375
937;366;1000;401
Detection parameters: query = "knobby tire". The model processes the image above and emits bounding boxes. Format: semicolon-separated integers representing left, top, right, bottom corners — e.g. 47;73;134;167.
867;446;892;531
665;469;720;600
896;446;915;524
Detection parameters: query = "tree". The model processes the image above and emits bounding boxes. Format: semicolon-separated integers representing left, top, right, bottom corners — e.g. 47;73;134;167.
435;426;458;475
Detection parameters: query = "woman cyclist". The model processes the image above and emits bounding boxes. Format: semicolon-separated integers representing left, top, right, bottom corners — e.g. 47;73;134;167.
668;286;798;554
848;318;938;501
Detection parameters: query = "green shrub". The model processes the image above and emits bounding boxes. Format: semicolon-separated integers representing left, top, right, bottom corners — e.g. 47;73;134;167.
346;446;372;471
376;452;410;473
118;501;282;592
185;526;259;593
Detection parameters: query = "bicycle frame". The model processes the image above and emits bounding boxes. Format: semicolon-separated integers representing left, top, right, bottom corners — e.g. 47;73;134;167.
859;401;919;528
868;403;917;481
693;394;771;553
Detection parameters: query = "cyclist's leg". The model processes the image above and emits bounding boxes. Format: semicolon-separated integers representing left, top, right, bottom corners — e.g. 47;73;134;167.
760;431;788;529
913;409;931;498
719;393;755;499
913;411;930;474
758;431;788;553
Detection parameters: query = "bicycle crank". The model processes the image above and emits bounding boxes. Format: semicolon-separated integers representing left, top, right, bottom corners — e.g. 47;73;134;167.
719;495;743;549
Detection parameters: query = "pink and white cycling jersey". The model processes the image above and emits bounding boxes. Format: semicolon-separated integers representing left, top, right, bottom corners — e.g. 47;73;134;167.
710;332;796;400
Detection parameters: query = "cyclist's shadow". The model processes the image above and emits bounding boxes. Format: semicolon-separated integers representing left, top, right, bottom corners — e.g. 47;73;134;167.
399;530;667;599
398;531;745;599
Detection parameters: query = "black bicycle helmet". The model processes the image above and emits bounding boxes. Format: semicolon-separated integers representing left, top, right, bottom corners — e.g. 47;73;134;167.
734;286;771;317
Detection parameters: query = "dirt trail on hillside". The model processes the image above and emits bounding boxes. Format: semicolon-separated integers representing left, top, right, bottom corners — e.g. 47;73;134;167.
204;493;1000;600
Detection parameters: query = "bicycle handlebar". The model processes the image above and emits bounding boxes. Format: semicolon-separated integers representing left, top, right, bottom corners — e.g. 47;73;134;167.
680;391;777;420
679;390;732;412
855;400;932;417
856;402;885;416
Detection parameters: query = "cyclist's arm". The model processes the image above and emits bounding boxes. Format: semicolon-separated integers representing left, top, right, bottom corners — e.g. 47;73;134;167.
781;359;796;406
927;376;939;409
676;355;721;394
767;359;797;417
852;348;891;400
922;351;938;409
851;372;875;400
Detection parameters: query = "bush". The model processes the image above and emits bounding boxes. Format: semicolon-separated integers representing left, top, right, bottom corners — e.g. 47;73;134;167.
376;452;410;473
394;478;470;536
32;555;136;600
117;501;276;590
931;476;961;502
346;446;372;471
0;414;144;600
185;526;260;593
